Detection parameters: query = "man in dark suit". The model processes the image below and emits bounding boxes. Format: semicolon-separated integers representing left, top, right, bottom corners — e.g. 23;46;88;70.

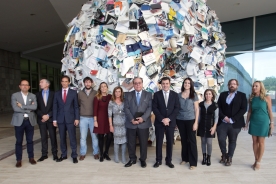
11;80;37;167
152;77;180;168
217;79;247;166
36;79;58;162
53;76;80;164
124;77;152;168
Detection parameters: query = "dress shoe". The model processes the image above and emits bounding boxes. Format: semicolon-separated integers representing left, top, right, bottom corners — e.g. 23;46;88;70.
79;155;85;161
56;156;67;162
37;156;48;162
225;156;232;166
73;158;78;164
124;160;136;167
99;155;104;162
219;154;226;163
166;162;174;168
140;160;147;168
94;154;99;160
103;152;111;161
153;161;162;168
53;156;58;161
29;158;37;165
16;161;22;168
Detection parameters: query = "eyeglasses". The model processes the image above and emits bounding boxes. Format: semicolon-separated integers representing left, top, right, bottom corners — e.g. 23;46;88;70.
134;82;142;85
20;84;29;86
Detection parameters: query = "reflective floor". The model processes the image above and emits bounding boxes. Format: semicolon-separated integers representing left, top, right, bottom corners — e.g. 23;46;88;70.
0;113;276;184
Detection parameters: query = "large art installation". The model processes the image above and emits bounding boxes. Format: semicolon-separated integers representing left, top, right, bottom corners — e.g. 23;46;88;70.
61;0;227;97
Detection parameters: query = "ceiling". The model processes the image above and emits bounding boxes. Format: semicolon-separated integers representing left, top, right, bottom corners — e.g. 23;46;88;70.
0;0;275;65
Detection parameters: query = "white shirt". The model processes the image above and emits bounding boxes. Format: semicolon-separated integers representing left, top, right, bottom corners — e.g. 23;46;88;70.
62;88;69;100
163;90;170;106
21;92;29;117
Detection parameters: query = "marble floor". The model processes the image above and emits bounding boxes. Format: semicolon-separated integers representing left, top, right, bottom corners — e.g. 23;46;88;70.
0;113;276;184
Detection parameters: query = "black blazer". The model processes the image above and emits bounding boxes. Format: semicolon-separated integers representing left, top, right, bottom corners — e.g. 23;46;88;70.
217;91;247;129
152;90;180;128
36;90;55;123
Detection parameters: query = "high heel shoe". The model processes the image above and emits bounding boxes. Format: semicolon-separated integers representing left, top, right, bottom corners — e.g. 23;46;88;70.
103;152;111;161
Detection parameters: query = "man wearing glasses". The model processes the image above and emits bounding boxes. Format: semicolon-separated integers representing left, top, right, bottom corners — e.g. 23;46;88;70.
124;77;152;168
11;80;37;168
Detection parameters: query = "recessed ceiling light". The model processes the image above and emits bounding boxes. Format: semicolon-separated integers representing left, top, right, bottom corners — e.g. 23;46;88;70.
30;13;36;16
236;3;240;5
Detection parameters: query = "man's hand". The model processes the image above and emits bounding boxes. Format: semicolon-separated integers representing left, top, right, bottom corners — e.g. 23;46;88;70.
162;118;170;126
224;116;230;123
53;122;57;127
16;101;22;108
136;117;144;123
42;115;49;122
74;120;79;126
132;119;139;125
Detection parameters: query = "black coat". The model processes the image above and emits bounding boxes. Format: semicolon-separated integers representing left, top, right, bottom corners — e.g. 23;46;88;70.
197;101;218;138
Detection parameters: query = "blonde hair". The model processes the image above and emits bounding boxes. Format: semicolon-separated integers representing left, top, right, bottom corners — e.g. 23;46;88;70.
96;82;108;100
249;81;266;103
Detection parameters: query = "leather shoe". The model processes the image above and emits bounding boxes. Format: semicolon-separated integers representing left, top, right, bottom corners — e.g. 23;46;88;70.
103;152;111;161
124;160;136;167
79;155;85;161
53;156;58;161
16;161;22;168
56;156;67;162
73;158;78;164
37;156;48;162
140;160;147;168
153;161;162;168
166;162;174;168
29;158;37;165
94;154;99;160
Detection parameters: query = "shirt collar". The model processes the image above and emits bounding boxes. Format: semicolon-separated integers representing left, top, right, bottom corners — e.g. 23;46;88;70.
62;88;69;91
228;91;237;95
21;91;28;96
43;89;49;93
135;90;142;95
163;90;170;94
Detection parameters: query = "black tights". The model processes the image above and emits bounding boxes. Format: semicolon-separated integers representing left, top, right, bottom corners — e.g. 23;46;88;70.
98;133;113;155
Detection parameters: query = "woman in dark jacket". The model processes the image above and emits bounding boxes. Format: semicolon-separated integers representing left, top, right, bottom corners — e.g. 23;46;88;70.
197;89;218;166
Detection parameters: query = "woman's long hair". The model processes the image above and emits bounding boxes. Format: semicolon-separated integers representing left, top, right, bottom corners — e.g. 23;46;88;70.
181;77;195;99
96;82;108;100
111;86;124;102
203;89;216;102
249;81;266;103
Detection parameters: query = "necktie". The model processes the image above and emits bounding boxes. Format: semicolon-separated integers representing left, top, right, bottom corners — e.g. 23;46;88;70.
43;91;47;106
164;92;168;107
136;92;140;105
63;90;67;103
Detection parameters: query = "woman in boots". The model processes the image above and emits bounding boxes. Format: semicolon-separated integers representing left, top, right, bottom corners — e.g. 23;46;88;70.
93;82;113;162
197;89;218;166
108;86;127;164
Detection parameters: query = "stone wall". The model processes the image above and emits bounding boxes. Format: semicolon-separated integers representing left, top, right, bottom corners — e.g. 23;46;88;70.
0;49;21;113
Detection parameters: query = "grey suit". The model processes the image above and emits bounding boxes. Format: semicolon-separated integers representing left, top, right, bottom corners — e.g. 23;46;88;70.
11;92;37;126
11;91;37;161
124;90;152;162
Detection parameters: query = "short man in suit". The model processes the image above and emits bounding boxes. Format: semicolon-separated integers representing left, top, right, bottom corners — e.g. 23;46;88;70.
53;76;80;164
152;77;180;168
11;80;37;167
217;79;247;166
124;77;152;168
36;79;58;162
78;77;99;161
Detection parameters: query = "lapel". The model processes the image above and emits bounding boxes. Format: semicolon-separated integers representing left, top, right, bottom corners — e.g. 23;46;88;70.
65;89;71;104
132;91;137;106
159;90;167;108
40;91;46;108
26;93;32;105
167;91;173;107
231;92;238;110
139;90;146;105
17;92;25;105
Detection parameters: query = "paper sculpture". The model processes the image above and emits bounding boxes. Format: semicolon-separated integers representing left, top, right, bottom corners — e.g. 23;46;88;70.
61;0;227;95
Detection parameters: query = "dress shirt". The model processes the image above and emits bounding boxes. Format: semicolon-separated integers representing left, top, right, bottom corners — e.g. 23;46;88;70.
223;91;237;124
21;91;29;117
42;89;49;103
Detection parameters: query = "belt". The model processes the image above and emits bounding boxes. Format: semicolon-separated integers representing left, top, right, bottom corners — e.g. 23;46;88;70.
23;117;29;120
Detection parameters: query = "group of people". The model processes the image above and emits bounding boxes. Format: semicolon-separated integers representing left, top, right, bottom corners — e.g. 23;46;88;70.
11;76;274;171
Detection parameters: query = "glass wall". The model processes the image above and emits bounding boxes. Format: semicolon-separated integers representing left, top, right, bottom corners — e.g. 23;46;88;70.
221;13;276;111
20;59;61;93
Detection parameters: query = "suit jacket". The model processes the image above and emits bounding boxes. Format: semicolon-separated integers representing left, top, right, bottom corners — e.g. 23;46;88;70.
53;89;80;124
152;90;180;128
36;90;55;123
124;90;152;129
11;92;37;126
217;91;247;129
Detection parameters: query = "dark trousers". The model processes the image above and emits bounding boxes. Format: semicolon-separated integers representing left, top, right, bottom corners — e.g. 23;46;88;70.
217;123;241;157
58;122;78;158
155;125;174;163
38;122;58;157
176;119;198;166
14;119;34;161
98;133;113;155
127;128;149;162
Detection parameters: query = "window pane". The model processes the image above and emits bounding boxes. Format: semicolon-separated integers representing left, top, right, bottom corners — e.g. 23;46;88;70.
20;58;29;71
21;72;30;82
48;67;54;75
31;74;39;93
255;52;276;112
256;13;276;51
30;61;37;73
219;53;252;98
41;64;47;74
48;76;54;91
221;18;253;52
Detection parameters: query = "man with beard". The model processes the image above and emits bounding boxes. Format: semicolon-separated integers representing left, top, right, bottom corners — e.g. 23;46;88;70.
217;79;247;166
78;77;99;160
